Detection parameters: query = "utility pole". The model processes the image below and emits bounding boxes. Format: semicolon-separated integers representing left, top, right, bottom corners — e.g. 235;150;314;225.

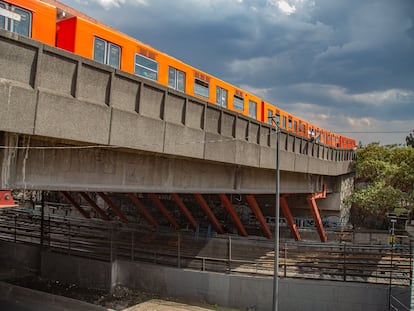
271;116;281;311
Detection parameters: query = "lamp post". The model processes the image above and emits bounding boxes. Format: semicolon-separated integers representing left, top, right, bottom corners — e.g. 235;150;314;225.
272;118;281;311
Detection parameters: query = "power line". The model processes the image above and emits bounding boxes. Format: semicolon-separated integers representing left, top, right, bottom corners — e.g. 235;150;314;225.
337;131;411;134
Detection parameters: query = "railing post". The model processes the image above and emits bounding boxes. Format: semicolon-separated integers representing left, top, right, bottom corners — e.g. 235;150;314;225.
388;244;394;310
14;214;17;243
110;227;113;262
177;232;181;268
131;231;134;261
67;221;71;255
343;242;346;281
228;235;232;273
284;243;287;277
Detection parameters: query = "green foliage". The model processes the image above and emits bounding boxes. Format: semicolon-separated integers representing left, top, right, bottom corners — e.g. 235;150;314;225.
346;143;414;228
406;132;414;148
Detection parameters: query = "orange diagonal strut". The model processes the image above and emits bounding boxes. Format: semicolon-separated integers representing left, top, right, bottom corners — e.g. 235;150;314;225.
60;191;90;219
218;194;248;237
280;195;301;241
193;194;224;234
148;193;180;229
79;192;110;221
171;193;197;230
306;185;327;242
126;193;158;227
97;192;128;224
246;195;272;239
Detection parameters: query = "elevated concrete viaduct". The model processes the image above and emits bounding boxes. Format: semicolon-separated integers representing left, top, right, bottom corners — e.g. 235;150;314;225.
0;29;355;240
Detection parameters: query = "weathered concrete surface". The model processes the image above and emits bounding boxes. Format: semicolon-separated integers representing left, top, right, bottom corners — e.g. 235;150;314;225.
0;282;113;311
1;134;338;194
42;251;112;291
1;241;409;311
112;259;403;311
0;28;355;194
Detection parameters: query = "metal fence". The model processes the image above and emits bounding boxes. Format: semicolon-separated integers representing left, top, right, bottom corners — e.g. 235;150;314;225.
0;206;411;286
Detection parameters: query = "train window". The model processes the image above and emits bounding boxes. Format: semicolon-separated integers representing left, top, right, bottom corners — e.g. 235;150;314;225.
233;94;244;111
294;121;297;133
276;113;280;126
267;109;273;125
0;3;5;29
216;86;228;108
108;43;121;68
93;37;120;69
94;38;106;64
249;100;257;119
194;78;209;98
135;53;158;80
282;116;286;129
288;118;292;130
0;2;32;37
168;67;185;92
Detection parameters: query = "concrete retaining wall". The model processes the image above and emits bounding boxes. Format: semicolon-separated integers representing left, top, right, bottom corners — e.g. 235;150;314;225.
41;251;112;291
1;241;408;311
0;281;111;311
112;259;405;311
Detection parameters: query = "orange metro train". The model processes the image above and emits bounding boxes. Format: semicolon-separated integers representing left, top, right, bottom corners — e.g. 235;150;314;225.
0;0;356;149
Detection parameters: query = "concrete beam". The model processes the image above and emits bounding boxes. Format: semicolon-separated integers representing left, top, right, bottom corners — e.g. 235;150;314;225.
1;135;331;194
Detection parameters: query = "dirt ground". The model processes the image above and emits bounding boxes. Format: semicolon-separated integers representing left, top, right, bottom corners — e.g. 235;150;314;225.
123;299;241;311
7;275;240;311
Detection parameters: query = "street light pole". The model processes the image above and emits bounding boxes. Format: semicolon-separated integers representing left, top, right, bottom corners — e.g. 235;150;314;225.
272;119;281;311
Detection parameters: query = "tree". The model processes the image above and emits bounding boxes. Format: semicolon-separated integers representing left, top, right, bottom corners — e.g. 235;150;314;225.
406;131;414;148
345;143;414;228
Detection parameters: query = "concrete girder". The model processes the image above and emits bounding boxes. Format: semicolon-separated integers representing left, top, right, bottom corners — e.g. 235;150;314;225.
0;135;330;195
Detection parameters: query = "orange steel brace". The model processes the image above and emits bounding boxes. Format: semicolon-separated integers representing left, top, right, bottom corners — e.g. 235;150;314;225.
280;195;301;241
218;194;248;237
60;191;90;219
171;193;197;230
246;195;272;239
0;190;17;208
79;192;110;221
148;194;180;229
97;192;128;224
306;185;327;242
193;194;224;234
126;194;158;227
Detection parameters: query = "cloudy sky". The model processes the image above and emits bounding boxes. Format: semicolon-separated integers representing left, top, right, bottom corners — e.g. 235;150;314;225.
61;0;414;146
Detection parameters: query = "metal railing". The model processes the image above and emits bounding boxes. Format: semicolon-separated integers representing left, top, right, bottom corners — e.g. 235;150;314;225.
0;207;411;286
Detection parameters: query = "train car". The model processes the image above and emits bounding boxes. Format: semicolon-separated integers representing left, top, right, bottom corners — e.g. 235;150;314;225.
0;0;56;45
262;100;311;138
